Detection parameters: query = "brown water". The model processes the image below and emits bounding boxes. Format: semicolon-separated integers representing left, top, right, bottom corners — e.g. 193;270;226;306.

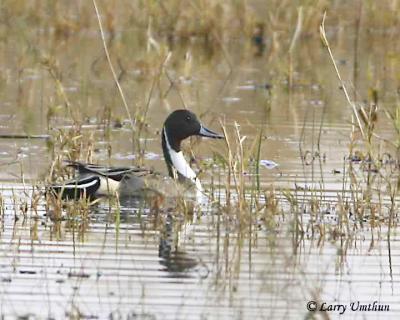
1;1;400;319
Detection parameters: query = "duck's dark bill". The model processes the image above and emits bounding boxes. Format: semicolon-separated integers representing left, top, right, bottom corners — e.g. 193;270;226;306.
198;125;224;139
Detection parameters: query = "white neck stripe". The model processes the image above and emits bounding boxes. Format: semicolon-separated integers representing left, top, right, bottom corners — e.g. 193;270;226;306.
163;128;202;191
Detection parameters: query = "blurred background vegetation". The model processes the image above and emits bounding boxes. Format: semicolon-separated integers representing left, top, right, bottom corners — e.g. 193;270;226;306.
0;0;399;178
1;0;399;125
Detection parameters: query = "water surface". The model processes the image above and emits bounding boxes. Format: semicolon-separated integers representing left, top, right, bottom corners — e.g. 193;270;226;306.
0;1;400;319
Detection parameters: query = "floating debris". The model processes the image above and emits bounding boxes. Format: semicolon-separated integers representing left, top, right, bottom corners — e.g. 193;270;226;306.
0;134;50;140
113;153;136;160
309;99;324;106
145;152;160;160
222;97;241;103
260;159;279;169
348;153;363;163
19;270;37;275
237;83;272;91
68;272;90;279
237;84;257;90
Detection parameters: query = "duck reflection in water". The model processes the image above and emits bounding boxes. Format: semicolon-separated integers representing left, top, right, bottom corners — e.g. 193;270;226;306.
98;197;208;277
158;213;200;275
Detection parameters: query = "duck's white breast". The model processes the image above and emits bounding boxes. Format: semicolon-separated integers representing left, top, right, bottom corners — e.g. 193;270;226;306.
97;176;120;195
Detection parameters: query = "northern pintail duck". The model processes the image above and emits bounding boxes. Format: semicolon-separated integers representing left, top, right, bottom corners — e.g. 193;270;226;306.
49;110;223;199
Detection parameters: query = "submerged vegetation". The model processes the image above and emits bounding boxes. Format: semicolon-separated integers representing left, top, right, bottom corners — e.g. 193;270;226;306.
0;0;400;318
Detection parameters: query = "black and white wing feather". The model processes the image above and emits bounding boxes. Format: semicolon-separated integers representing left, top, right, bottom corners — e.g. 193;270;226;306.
64;160;151;181
48;175;101;199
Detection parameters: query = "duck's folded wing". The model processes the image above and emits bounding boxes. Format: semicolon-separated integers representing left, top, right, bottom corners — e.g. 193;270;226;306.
48;175;101;199
64;160;151;181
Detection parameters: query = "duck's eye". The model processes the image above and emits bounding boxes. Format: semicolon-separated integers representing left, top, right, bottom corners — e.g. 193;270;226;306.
186;116;191;122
